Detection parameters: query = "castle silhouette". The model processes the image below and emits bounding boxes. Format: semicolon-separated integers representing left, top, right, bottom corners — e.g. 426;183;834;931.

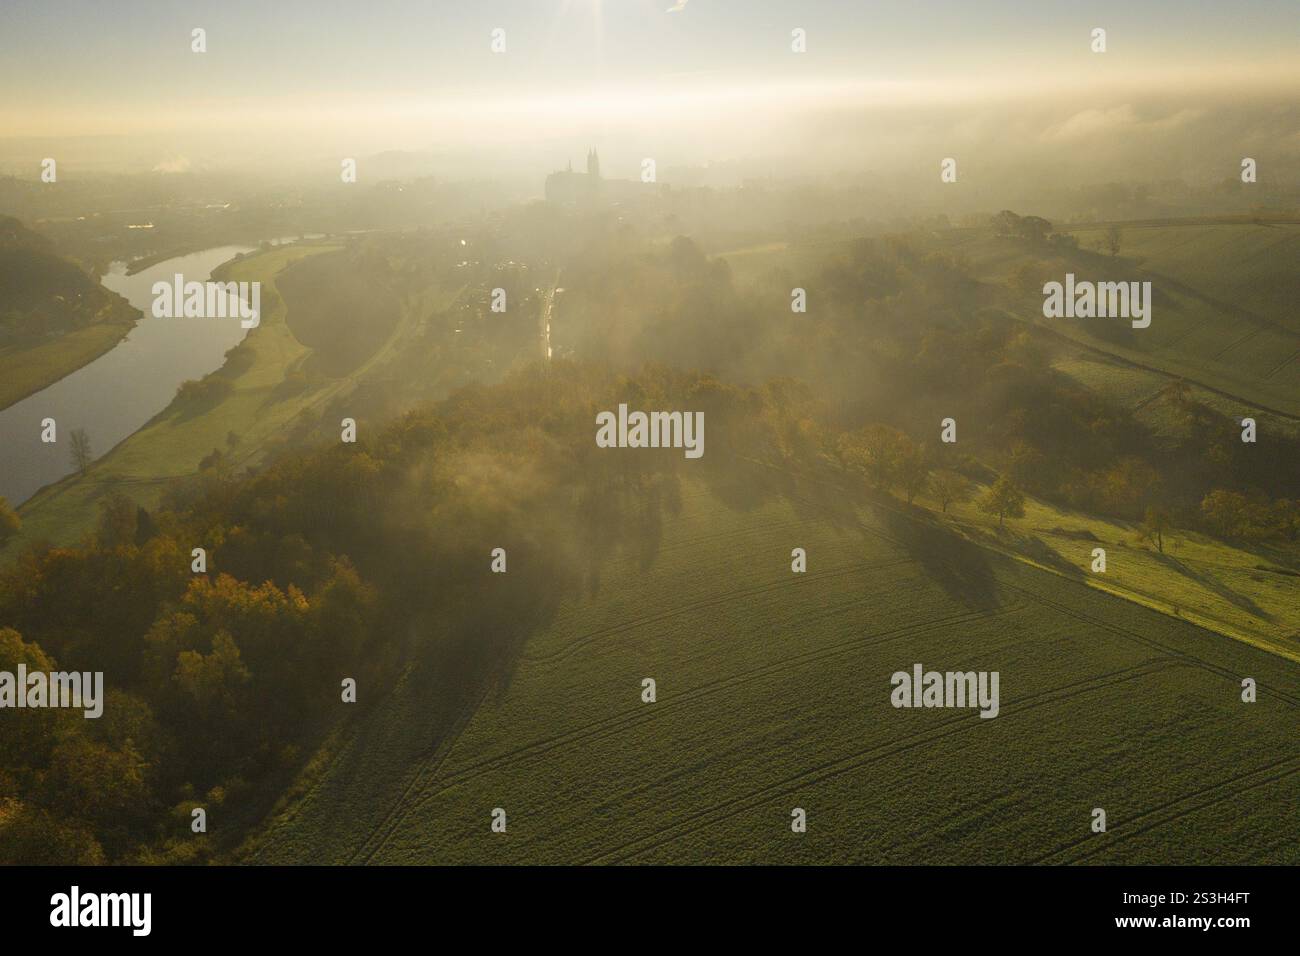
545;148;602;205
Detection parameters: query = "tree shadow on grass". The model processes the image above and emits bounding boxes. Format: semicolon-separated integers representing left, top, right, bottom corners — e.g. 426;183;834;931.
1150;550;1273;622
698;459;1004;611
699;455;798;515
1011;532;1088;580
878;506;1002;611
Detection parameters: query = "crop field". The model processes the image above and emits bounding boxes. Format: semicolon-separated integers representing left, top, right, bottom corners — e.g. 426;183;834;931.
1068;222;1300;333
247;478;1300;865
1051;352;1300;441
947;222;1300;416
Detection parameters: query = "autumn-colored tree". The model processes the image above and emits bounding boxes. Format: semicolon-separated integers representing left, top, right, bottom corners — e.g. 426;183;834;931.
1272;499;1300;542
96;491;138;549
1200;489;1249;538
930;469;971;513
857;424;908;491
979;477;1026;529
0;496;19;545
1200;489;1276;541
1138;506;1171;553
173;630;250;719
0;628;61;767
0;798;105;865
46;734;150;832
1157;378;1192;412
1006;440;1046;493
1094;457;1163;519
896;441;931;505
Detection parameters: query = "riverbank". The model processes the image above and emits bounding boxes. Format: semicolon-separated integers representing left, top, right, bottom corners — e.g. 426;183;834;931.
0;312;138;410
5;241;343;555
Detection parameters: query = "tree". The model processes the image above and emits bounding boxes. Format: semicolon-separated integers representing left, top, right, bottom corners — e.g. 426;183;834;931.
1019;216;1053;243
1094;456;1163;519
896;443;931;505
930;469;971;513
1105;225;1122;257
96;491;138;549
992;210;1023;238
0;799;106;865
0;496;19;545
1200;489;1274;541
0;628;60;767
69;428;92;474
1200;489;1248;538
1006;440;1046;493
1138;505;1171;553
979;477;1026;529
1272;499;1300;541
858;424;907;492
173;630;250;718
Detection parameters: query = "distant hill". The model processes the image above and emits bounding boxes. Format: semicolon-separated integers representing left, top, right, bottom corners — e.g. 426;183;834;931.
935;218;1300;417
0;215;139;409
0;215;136;340
0;215;54;253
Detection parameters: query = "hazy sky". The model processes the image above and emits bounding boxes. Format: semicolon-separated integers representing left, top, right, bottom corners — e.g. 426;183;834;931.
1;0;1297;176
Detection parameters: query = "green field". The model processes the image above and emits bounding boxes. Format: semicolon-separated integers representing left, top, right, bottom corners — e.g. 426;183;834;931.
0;317;136;410
932;485;1300;664
1050;351;1300;442
1070;221;1300;331
945;221;1300;417
245;478;1300;864
0;214;142;410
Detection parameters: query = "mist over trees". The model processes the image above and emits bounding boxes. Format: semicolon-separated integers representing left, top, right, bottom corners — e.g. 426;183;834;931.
2;198;1297;864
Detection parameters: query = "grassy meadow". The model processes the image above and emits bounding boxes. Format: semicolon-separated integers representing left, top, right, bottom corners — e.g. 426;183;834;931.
0;318;138;412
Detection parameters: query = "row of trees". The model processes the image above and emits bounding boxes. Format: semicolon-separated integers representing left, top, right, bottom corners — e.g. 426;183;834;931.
833;423;1025;526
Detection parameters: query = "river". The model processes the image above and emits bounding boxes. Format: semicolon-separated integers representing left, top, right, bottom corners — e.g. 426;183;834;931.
0;245;254;506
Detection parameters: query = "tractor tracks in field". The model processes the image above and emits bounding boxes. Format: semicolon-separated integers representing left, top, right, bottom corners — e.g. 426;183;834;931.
586;657;1187;864
995;577;1300;711
1029;753;1300;864
346;680;495;866
355;466;1295;863
401;603;1022;814
357;599;1023;862
522;555;917;666
1262;345;1300;382
568;480;1299;864
763;465;1300;703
